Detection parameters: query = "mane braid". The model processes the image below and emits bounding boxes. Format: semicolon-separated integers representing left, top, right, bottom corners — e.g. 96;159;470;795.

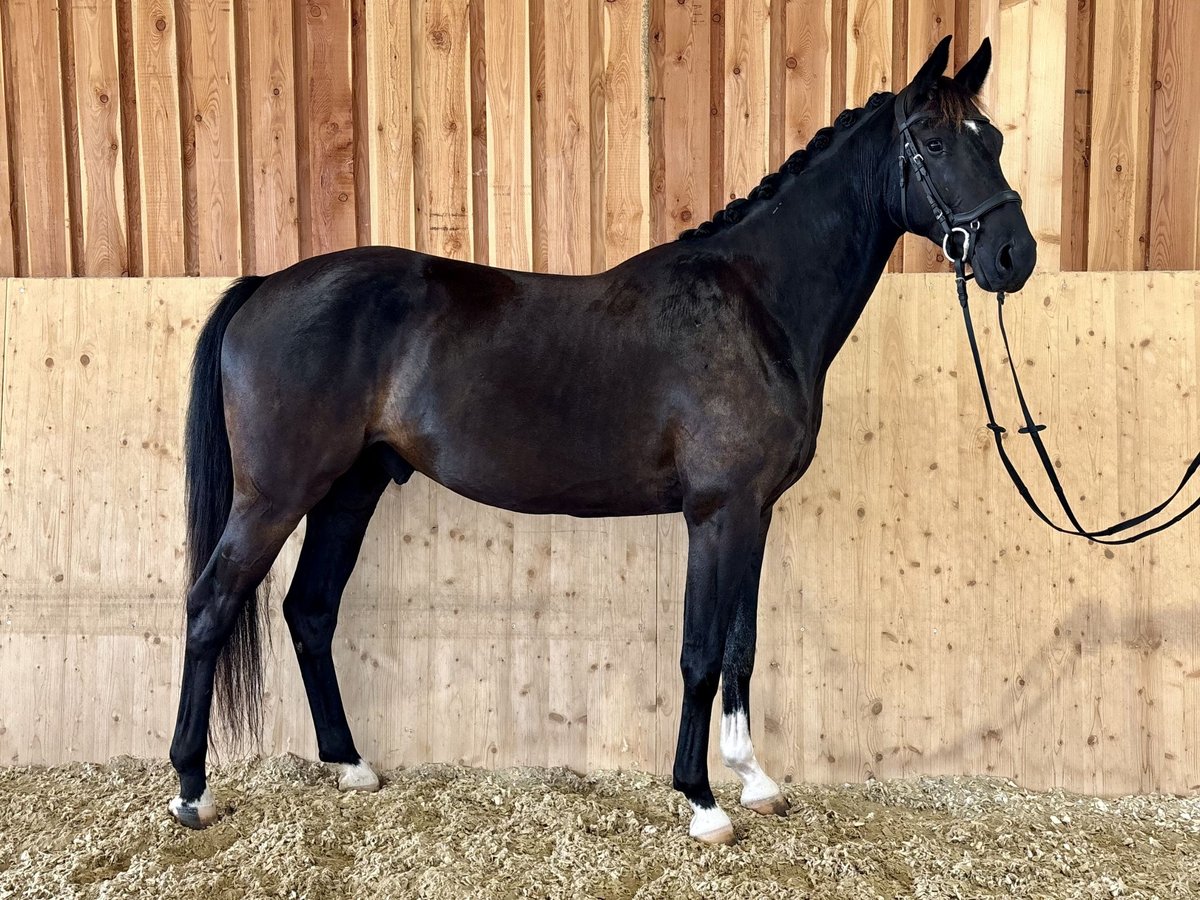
677;91;895;241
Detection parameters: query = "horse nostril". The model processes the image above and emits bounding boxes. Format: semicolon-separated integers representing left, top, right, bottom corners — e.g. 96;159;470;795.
997;242;1015;272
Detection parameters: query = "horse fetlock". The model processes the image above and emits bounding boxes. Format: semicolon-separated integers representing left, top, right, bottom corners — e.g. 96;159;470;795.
168;788;218;829
720;711;785;813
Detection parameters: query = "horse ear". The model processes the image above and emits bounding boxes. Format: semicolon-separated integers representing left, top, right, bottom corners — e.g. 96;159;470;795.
953;38;992;95
909;35;952;97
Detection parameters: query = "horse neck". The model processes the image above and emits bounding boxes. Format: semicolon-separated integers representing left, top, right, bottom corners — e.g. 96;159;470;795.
719;108;903;378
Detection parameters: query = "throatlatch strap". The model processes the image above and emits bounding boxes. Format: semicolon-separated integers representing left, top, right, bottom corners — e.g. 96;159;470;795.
956;263;1200;544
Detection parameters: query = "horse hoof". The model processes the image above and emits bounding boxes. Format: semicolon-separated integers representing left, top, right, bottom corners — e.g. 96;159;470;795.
689;803;735;845
335;759;380;793
168;789;217;829
693;823;736;845
743;793;789;817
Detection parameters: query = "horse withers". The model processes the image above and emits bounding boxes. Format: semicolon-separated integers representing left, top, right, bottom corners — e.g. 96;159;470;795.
168;36;1035;843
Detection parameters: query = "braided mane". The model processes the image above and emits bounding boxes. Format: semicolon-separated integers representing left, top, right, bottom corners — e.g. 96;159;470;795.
677;81;977;242
677;92;894;242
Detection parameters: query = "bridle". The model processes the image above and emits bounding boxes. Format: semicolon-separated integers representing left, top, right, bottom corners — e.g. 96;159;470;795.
894;101;1021;265
897;97;1200;544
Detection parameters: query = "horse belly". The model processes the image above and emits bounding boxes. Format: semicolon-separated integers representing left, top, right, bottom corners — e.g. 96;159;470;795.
382;394;682;518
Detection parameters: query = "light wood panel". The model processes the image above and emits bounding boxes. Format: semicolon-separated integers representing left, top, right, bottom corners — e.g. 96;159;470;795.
3;272;1199;797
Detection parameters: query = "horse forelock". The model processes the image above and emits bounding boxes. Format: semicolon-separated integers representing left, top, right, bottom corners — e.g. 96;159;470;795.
924;77;988;127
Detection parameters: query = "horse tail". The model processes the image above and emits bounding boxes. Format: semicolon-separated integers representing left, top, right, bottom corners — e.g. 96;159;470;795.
185;275;266;746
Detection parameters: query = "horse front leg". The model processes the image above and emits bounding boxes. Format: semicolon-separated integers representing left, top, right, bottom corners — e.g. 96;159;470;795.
720;507;788;817
673;495;767;844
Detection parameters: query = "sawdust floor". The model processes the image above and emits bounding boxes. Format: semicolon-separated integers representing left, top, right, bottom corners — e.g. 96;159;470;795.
1;755;1198;899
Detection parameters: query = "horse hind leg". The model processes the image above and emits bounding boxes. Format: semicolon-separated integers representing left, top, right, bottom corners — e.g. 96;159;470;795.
169;502;301;828
282;445;411;792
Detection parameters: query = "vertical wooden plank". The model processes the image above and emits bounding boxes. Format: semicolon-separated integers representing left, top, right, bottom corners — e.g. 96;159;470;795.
966;0;1000;113
1148;0;1200;270
648;0;666;246
845;0;891;103
410;0;471;260
536;0;592;275
0;11;17;276
351;0;371;247
1060;0;1093;272
994;0;1066;271
709;0;725;217
587;0;657;772
541;0;593;771
411;0;479;769
658;0;711;239
601;0;649;266
654;0;713;778
781;0;832;154
723;0;771;202
365;0;416;250
295;0;358;258
65;0;129;276
468;0;488;265
483;0;530;267
240;0;299;273
127;0;186;275
182;0;240;274
1087;0;1154;271
902;2;956;273
2;1;71;276
767;0;784;168
588;0;606;274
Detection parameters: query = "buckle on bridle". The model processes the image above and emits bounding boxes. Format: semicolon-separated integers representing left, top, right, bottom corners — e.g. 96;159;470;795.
942;226;972;264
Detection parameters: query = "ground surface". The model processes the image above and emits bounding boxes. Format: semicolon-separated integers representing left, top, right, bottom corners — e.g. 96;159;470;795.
1;756;1198;899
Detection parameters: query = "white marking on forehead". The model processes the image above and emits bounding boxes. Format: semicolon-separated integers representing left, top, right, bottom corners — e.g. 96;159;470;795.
720;712;781;804
965;120;981;135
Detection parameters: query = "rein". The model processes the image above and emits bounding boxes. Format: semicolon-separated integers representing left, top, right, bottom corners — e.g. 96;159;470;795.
898;102;1200;544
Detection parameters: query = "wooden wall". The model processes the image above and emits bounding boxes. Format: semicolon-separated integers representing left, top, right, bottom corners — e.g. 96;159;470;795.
2;272;1199;795
0;1;1196;280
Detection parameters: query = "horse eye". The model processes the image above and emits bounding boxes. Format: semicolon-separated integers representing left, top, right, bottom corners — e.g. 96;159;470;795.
927;139;945;154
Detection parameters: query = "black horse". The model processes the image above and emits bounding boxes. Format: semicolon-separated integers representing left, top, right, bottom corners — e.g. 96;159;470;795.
169;36;1035;843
